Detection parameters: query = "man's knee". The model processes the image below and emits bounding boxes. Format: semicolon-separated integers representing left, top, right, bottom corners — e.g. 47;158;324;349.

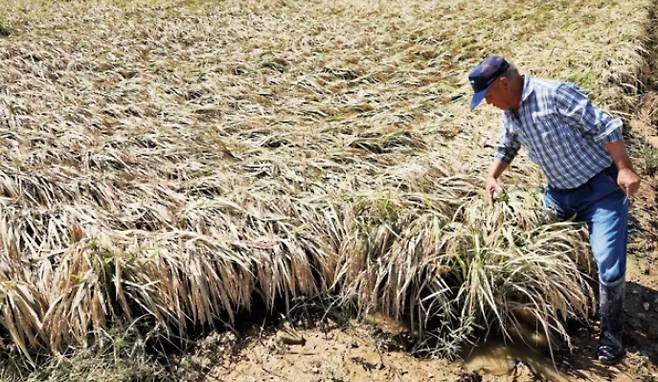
599;262;626;284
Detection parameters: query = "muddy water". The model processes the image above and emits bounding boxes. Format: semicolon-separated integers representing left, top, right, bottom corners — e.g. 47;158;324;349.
362;310;569;381
464;333;570;382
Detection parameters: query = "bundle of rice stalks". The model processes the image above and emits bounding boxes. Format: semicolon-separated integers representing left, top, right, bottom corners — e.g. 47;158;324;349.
451;215;594;356
0;251;47;364
334;190;457;319
335;187;594;358
0;280;45;365
117;196;337;340
40;238;119;355
117;232;254;339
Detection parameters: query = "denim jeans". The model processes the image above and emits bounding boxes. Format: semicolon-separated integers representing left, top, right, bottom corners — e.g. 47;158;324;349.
544;165;629;284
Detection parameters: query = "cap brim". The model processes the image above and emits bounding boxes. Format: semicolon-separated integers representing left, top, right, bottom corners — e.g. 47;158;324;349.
470;88;488;109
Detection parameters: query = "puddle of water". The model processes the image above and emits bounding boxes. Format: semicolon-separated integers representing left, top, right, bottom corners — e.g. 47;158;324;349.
464;327;570;382
363;309;570;381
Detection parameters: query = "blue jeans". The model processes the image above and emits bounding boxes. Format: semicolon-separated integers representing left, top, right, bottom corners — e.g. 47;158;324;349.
544;166;629;284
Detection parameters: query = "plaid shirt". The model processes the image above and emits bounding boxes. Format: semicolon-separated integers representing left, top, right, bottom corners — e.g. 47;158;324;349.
495;75;623;190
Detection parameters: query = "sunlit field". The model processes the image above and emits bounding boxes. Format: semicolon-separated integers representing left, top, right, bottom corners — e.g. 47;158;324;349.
0;0;652;378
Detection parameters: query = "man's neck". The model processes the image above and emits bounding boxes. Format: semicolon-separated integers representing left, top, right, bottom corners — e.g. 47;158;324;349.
511;75;525;114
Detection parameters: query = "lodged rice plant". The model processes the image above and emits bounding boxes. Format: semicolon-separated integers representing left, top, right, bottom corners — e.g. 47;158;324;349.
334;182;595;358
0;0;651;366
0;170;596;362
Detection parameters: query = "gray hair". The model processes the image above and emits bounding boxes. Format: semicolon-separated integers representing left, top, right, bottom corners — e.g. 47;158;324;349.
502;62;520;78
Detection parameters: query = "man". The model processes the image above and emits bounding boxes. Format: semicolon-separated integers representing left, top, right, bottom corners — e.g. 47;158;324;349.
468;55;641;364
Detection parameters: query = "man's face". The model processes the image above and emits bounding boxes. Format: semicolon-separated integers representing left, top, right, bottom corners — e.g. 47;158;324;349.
484;77;513;110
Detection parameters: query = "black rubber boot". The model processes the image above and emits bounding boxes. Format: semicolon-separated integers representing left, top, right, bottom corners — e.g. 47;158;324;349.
597;277;626;365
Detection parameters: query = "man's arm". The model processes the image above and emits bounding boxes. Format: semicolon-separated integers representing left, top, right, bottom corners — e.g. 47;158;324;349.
487;119;520;203
606;140;640;196
555;83;641;196
555;83;623;144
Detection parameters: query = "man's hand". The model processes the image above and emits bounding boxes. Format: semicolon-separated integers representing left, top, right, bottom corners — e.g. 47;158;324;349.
485;160;509;204
617;168;640;197
605;140;640;197
485;176;502;204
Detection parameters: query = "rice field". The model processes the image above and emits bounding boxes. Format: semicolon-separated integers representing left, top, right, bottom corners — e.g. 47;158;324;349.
0;0;653;370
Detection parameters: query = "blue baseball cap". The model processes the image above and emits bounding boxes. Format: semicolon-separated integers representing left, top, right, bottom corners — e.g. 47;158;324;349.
468;55;510;109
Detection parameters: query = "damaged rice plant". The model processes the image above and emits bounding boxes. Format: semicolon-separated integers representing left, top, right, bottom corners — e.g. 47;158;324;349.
0;0;651;370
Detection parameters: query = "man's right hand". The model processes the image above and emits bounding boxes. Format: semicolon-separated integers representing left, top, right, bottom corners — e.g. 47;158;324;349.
485;176;502;204
485;159;509;204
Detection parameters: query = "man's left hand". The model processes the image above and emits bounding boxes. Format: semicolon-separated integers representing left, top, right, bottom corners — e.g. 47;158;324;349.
617;168;640;197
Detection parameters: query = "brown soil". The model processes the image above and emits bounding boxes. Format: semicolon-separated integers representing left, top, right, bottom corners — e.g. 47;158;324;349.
175;322;465;382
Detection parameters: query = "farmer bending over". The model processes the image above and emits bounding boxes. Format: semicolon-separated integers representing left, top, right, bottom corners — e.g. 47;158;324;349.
468;55;640;364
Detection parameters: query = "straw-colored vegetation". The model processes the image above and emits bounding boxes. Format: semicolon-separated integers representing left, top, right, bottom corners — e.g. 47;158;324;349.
0;0;652;375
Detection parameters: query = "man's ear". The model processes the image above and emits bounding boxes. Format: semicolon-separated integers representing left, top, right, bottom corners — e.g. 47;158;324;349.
497;76;510;91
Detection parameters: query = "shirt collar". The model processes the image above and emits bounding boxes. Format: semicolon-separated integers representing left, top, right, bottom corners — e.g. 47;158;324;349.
521;75;534;103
